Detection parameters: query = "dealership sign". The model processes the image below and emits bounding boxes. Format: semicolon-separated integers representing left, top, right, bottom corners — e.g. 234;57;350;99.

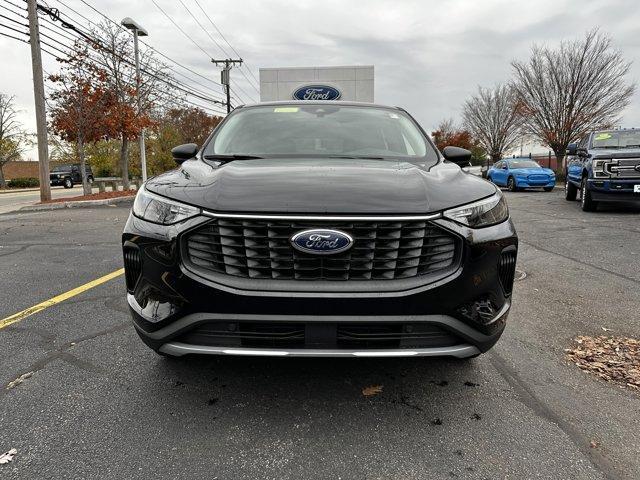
292;85;342;101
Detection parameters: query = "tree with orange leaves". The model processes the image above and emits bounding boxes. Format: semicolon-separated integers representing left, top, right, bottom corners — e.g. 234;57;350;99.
431;119;486;165
49;41;115;195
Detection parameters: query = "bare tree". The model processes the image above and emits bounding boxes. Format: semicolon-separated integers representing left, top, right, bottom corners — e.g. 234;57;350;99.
511;29;635;170
0;94;29;187
462;84;523;163
91;21;173;188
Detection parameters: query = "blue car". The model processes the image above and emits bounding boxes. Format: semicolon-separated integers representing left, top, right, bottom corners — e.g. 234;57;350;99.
487;158;556;192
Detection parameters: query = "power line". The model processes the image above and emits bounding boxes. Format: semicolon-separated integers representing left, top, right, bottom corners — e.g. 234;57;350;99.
0;24;27;41
192;0;261;89
54;0;228;102
176;0;258;100
148;0;250;105
36;2;226;108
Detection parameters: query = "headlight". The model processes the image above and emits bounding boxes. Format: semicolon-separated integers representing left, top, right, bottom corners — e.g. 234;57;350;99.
443;192;509;228
132;186;200;225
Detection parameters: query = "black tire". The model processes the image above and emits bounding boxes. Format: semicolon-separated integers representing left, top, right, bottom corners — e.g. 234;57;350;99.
87;176;94;185
507;176;518;192
487;175;492;183
581;176;597;212
543;186;554;192
565;180;577;200
63;177;73;189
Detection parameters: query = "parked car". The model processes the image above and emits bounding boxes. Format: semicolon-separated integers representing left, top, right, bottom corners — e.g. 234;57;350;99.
487;158;555;192
123;101;517;360
49;164;94;189
565;129;640;211
462;165;482;177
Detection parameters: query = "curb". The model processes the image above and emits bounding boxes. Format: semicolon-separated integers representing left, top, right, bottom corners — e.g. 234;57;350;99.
19;196;134;212
0;187;42;195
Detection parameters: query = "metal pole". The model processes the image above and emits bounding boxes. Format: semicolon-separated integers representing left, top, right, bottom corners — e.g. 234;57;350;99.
26;0;51;202
225;66;231;113
133;29;147;182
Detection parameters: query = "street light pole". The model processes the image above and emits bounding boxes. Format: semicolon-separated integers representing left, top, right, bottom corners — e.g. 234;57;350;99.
121;17;148;183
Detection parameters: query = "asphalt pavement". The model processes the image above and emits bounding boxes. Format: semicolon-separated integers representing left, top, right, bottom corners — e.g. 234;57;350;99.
0;190;638;479
0;187;86;214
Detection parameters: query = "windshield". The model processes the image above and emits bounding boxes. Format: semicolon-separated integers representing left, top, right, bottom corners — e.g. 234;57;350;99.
204;104;437;162
591;130;640;149
509;159;541;169
52;166;72;172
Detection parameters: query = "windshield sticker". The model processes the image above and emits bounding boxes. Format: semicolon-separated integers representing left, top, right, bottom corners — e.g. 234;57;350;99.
594;133;612;140
274;107;299;113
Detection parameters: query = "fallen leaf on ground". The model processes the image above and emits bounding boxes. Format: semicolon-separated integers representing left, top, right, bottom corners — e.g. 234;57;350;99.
566;336;639;394
601;327;612;332
590;441;599;449
0;448;17;464
6;372;33;390
362;385;383;396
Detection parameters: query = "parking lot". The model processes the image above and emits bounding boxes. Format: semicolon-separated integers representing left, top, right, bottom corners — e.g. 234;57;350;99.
0;190;638;480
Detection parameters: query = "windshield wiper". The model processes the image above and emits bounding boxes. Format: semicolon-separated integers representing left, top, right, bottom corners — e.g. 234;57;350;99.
328;155;386;160
203;154;264;161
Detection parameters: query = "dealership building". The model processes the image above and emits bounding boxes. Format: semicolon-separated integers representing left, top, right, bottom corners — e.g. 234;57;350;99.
259;65;374;103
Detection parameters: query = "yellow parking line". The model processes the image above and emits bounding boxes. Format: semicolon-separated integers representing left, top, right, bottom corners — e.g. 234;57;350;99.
0;268;124;331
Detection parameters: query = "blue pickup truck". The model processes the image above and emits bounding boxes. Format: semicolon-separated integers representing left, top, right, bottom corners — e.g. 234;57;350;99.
565;129;640;211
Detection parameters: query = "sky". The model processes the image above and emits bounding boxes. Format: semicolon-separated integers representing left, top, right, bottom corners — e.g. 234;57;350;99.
2;0;639;160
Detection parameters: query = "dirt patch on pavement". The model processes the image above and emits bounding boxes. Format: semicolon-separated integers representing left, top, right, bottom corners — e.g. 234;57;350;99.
40;190;135;204
566;336;640;394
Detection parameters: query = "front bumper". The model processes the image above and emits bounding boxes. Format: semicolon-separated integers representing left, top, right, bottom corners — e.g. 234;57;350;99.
515;178;555;188
123;213;518;358
587;179;640;203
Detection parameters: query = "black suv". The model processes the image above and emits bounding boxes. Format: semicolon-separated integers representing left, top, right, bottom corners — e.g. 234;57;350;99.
122;102;518;359
50;164;94;189
566;129;640;211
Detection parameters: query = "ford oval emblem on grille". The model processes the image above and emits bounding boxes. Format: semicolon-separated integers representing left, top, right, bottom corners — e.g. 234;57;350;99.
292;85;342;101
290;229;353;255
635;164;640;172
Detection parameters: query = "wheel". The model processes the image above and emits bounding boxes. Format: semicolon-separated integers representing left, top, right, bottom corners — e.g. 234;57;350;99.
88;176;94;185
507;176;518;192
544;186;554;192
63;177;73;189
581;176;597;212
565;179;577;200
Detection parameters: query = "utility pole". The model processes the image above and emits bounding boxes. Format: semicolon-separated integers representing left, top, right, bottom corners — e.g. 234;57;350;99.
211;58;243;113
121;17;148;183
26;0;51;202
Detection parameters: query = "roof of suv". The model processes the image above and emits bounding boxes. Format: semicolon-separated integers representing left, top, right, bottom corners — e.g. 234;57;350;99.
238;101;401;110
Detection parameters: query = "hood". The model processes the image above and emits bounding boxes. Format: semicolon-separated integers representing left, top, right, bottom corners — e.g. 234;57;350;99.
590;148;640;159
510;167;554;175
145;158;496;214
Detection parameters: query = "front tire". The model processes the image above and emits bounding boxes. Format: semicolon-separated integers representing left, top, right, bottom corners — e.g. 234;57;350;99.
565;180;577;200
63;178;73;189
507;176;518;192
581;176;597;212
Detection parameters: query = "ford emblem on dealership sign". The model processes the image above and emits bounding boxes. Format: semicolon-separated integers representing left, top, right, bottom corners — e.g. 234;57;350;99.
292;85;342;101
290;229;353;255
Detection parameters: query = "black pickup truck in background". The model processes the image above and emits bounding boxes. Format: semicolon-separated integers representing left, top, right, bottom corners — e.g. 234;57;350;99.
49;164;94;189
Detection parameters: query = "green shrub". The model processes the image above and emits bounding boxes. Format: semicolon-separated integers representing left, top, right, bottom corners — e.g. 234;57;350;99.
8;177;39;188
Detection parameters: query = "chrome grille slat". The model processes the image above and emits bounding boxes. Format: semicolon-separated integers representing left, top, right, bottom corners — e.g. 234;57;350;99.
184;218;458;281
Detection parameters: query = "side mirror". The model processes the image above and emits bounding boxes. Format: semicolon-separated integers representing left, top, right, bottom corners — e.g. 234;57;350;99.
171;143;199;164
442;146;472;167
566;143;577;156
502;164;508;170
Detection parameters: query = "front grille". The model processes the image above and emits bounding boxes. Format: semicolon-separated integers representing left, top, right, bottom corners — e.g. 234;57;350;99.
123;246;141;292
528;174;549;182
606;159;640;178
498;249;517;295
177;321;460;350
183;218;459;281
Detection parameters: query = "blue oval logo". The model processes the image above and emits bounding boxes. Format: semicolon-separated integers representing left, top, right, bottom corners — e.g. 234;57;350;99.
292;85;342;101
290;229;353;255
